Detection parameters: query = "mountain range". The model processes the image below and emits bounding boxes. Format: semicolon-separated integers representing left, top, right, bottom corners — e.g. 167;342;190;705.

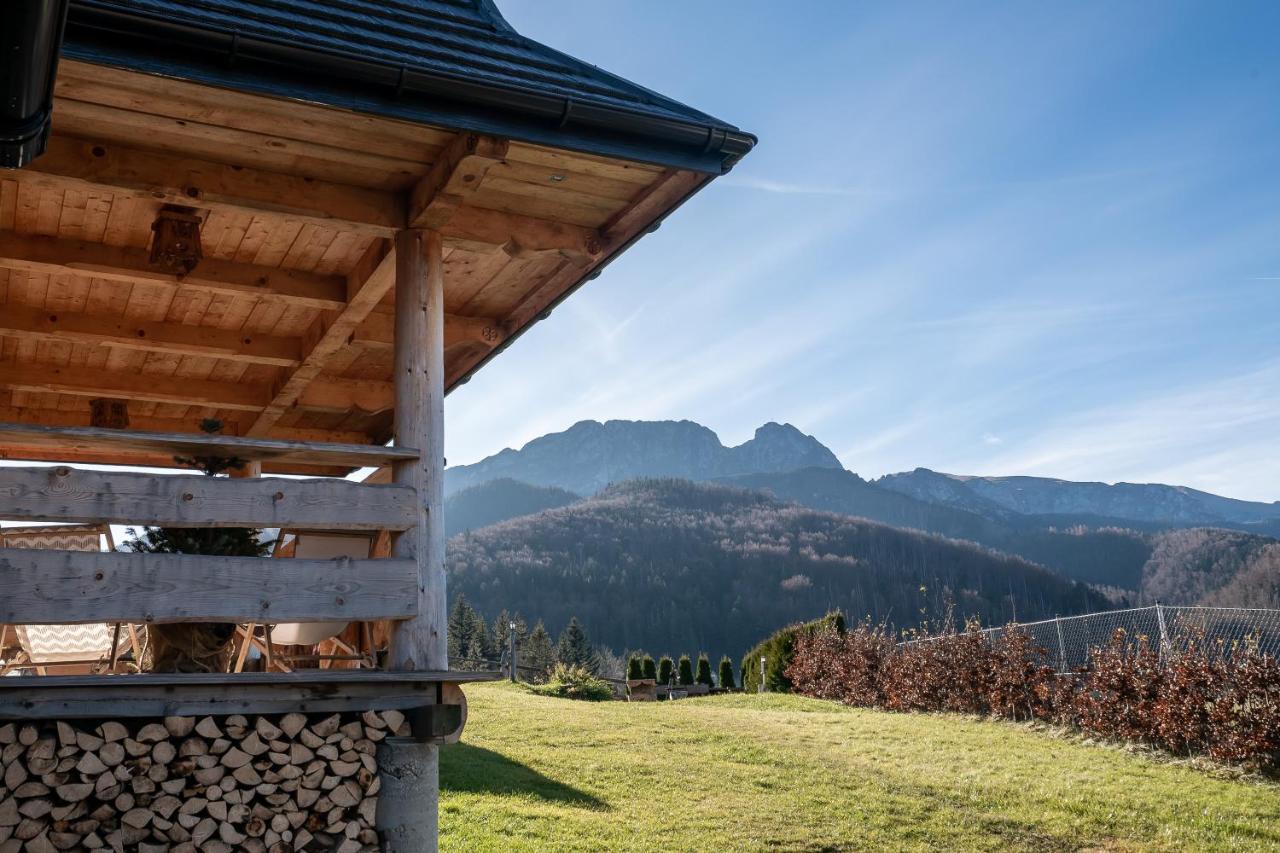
445;420;842;497
443;419;1280;652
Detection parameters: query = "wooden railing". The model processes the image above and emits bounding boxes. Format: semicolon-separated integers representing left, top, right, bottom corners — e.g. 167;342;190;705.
0;423;420;627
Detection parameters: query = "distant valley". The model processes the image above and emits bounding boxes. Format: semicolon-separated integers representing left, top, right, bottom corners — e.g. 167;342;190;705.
443;419;1280;655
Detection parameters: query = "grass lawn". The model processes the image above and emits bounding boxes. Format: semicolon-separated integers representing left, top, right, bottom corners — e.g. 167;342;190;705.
439;682;1280;852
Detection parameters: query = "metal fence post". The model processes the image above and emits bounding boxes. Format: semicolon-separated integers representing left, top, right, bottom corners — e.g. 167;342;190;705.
1155;603;1169;660
1054;616;1067;673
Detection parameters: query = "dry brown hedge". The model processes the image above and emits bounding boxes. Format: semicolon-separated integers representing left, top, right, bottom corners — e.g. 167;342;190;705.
786;624;1280;769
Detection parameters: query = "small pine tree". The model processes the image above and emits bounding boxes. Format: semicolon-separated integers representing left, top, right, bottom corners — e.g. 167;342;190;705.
524;622;556;680
463;608;492;668
695;653;713;687
447;594;483;667
493;610;528;669
658;656;674;686
718;656;735;690
677;654;694;686
122;418;271;673
642;655;657;681
556;617;596;672
627;655;645;680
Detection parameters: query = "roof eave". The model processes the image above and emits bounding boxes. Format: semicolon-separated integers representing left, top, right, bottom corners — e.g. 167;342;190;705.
62;3;757;175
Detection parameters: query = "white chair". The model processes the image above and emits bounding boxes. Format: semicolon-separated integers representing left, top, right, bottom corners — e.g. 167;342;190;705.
233;532;377;672
0;524;141;675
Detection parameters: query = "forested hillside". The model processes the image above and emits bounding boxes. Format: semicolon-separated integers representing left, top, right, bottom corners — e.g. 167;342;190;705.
445;478;578;537
1141;528;1280;608
721;467;1155;590
445;479;1106;659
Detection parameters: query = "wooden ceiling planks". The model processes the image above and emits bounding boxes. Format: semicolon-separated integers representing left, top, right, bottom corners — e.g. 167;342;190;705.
0;62;709;468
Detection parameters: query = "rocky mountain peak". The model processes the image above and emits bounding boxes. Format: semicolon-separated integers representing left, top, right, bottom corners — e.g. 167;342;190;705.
444;419;842;497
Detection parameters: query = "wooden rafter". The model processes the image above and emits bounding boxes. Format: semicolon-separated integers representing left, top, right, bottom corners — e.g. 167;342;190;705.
0;302;501;366
17;137;403;237
0;303;303;367
355;310;506;351
409;133;510;229
0;362;391;414
246;240;398;436
409;132;603;259
0;230;348;309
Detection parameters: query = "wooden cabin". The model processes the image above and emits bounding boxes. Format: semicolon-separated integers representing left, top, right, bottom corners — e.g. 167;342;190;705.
0;0;751;849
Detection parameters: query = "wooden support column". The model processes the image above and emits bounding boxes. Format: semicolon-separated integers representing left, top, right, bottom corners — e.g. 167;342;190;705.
388;230;447;669
379;228;447;852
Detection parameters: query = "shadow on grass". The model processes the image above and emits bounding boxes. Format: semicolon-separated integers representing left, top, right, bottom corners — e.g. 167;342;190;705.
441;742;608;810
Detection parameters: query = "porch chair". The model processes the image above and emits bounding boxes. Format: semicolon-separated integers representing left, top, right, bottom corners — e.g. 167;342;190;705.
0;524;141;675
233;531;379;672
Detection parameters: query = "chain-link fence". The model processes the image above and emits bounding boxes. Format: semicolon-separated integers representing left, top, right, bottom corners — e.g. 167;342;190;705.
904;605;1280;674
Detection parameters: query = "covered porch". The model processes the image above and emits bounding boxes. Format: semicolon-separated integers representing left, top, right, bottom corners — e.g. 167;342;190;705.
0;0;751;848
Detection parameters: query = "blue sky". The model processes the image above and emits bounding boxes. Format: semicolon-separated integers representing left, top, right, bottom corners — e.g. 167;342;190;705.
447;1;1280;502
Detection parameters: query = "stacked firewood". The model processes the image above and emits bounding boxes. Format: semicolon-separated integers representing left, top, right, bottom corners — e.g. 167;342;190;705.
0;710;408;852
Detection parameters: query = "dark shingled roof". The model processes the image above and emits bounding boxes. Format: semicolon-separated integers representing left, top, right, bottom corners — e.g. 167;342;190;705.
62;0;755;173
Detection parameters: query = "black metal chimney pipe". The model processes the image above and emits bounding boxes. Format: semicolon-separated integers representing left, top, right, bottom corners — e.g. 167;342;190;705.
1;0;70;169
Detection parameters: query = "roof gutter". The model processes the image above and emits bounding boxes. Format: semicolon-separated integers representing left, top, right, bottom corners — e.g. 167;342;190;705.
63;2;757;173
0;0;70;168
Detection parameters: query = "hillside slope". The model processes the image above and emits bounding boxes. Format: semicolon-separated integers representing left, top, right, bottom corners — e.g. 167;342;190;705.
445;479;579;537
445;479;1106;658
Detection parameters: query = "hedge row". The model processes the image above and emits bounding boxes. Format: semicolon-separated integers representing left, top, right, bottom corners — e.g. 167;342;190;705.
629;653;737;689
786;623;1280;768
740;611;845;694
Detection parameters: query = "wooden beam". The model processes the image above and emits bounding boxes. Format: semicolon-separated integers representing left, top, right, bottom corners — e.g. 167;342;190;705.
0;230;348;310
355;311;506;350
0;465;417;530
0;670;495;720
0;362;269;411
407;133;601;258
409;133;509;230
247;241;398;435
17;136;403;237
0;549;417;625
437;206;603;259
0;303;304;367
0;361;389;415
389;229;447;672
0;422;416;469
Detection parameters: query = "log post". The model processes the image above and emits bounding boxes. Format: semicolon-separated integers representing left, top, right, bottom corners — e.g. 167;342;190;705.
379;228;447;851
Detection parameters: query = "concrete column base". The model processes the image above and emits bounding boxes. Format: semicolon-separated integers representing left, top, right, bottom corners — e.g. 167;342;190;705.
376;737;440;852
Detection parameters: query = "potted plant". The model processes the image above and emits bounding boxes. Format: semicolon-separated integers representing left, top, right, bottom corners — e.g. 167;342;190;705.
626;653;657;701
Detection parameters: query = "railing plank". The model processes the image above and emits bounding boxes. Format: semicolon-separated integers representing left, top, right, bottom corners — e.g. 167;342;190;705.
0;465;416;530
0;671;498;720
0;549;417;624
0;422;416;470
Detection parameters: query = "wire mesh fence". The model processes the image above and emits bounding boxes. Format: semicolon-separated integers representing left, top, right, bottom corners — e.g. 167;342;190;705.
903;605;1280;673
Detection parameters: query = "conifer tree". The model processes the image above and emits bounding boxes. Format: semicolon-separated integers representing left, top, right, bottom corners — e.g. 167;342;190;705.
447;594;483;666
643;655;657;681
677;654;695;686
556;616;597;672
658;656;674;686
718;656;735;690
524;621;556;680
695;653;713;687
627;655;645;680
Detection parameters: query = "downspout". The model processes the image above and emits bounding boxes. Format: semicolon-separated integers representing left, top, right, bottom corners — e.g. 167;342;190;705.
0;0;70;168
